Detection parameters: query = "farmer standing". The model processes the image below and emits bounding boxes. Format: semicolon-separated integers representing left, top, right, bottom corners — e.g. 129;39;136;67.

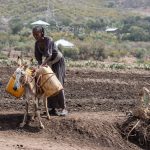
32;26;68;116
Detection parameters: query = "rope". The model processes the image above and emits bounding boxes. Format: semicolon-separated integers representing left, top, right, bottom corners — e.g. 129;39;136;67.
36;73;54;88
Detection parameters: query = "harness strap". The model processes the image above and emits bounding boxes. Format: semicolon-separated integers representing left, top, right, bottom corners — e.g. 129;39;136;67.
36;73;54;88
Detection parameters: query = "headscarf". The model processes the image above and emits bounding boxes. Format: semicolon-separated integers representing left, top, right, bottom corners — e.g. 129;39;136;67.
32;26;45;37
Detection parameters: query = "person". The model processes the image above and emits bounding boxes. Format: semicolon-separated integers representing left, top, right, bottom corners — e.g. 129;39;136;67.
32;26;68;116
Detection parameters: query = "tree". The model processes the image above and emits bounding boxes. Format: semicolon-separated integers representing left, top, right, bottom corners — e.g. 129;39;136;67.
9;17;23;34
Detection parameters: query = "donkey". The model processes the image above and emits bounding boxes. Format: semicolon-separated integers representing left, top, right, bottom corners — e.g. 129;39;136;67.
13;58;50;129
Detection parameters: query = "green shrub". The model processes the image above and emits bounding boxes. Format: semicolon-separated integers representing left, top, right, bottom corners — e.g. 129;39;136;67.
134;48;145;59
61;46;79;60
9;17;24;34
75;39;106;60
19;27;31;37
0;53;8;59
109;63;126;69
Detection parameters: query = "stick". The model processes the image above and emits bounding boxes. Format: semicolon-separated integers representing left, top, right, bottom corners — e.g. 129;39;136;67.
127;119;140;141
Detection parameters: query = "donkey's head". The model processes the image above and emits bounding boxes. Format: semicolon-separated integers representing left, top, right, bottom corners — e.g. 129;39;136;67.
13;57;35;91
13;67;26;90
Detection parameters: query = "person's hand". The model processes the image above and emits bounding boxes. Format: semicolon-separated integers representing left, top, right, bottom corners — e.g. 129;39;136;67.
30;66;37;74
40;64;48;67
37;65;42;68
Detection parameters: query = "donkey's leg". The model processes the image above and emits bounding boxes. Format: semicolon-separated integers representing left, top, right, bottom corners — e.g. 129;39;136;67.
31;97;41;121
43;96;50;120
20;100;28;127
34;98;44;129
31;98;37;121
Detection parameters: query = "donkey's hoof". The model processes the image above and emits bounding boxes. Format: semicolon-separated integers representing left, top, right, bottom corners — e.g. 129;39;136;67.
19;123;25;128
47;116;50;120
31;116;35;122
40;124;45;129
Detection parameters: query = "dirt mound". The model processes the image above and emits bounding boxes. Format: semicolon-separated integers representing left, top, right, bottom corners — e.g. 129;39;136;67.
119;107;150;150
0;111;140;150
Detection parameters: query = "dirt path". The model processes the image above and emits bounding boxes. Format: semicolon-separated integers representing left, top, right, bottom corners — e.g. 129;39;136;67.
0;132;96;150
0;132;80;150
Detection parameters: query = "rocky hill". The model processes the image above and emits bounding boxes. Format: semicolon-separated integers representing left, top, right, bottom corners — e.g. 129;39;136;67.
0;0;150;32
118;0;150;8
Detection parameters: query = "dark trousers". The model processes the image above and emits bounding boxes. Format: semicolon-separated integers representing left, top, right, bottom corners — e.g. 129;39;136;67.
48;90;66;109
47;57;66;109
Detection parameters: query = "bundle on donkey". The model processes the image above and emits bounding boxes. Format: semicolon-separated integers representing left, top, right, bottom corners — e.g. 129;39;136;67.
120;87;150;149
7;57;63;129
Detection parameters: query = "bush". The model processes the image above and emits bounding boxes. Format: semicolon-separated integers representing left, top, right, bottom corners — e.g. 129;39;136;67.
19;27;31;37
9;17;24;34
60;46;79;60
109;63;126;69
134;48;145;59
0;52;8;59
75;39;106;60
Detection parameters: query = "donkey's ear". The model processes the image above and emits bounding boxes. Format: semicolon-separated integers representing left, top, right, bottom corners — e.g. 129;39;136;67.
22;58;33;69
30;58;34;64
17;56;22;66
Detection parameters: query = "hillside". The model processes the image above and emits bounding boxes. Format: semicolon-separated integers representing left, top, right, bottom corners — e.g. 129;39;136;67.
1;0;150;62
119;0;150;8
0;0;150;32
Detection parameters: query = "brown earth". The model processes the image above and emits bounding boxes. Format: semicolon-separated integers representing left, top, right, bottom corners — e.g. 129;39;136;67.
1;66;150;150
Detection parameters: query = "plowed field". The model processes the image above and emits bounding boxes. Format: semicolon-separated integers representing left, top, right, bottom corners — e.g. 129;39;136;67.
0;66;150;150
